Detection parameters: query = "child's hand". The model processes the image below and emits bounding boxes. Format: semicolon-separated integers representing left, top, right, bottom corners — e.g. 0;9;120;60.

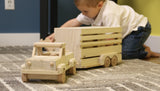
45;33;55;42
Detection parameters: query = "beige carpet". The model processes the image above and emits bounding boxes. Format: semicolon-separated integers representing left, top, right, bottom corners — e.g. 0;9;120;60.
0;46;160;91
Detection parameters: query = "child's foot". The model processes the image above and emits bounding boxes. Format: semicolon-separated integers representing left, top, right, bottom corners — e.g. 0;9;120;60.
151;52;160;58
144;45;160;58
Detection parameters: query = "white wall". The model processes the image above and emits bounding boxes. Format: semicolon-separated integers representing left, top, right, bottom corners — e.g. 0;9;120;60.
145;36;160;53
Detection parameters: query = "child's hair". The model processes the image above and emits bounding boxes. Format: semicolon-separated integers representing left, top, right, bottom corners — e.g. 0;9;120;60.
74;0;105;7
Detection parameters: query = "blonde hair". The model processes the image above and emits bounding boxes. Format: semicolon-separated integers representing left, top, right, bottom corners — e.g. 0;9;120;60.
74;0;105;7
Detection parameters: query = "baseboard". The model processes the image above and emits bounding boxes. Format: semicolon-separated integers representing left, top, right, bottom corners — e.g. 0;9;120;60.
0;33;40;46
145;35;160;53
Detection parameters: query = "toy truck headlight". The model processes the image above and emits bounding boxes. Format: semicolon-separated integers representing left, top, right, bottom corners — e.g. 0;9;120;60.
69;58;76;65
27;61;32;67
57;64;65;73
50;62;54;67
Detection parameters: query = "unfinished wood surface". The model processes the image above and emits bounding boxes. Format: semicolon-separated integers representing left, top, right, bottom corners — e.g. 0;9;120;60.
55;28;82;63
81;27;121;35
34;42;65;48
81;33;122;41
21;74;28;82
81;45;121;58
80;39;122;48
80;53;122;68
103;56;111;67
40;39;56;52
32;47;36;57
57;72;66;83
55;27;122;35
55;27;122;68
27;74;58;80
110;55;118;66
21;42;76;83
67;65;76;75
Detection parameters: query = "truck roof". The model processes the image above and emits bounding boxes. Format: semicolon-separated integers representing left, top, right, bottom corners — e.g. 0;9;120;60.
34;42;65;48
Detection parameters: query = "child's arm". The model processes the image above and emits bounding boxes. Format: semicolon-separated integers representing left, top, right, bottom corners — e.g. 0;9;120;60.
61;18;82;27
46;18;82;42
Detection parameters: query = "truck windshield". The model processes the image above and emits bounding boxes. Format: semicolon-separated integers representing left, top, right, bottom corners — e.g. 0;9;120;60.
36;47;60;56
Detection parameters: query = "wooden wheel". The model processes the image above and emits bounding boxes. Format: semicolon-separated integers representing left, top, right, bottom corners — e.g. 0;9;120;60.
104;56;111;67
67;66;76;75
22;74;28;82
57;72;66;83
111;55;118;66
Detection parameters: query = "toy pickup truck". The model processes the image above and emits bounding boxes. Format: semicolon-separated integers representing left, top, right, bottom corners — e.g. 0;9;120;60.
21;42;76;83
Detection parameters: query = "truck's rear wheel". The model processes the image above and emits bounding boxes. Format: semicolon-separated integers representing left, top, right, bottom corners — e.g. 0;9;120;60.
111;55;118;66
57;72;66;83
104;56;111;67
22;74;28;82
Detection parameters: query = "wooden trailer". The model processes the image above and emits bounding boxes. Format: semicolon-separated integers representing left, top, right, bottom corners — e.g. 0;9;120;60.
55;27;122;68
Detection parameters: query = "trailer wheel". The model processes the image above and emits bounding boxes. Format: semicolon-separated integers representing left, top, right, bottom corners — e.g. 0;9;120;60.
57;72;66;83
22;74;28;82
104;56;111;67
111;55;118;66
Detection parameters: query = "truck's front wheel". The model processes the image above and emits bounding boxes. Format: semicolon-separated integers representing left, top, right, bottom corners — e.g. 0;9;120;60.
22;74;28;82
57;72;66;83
67;66;76;75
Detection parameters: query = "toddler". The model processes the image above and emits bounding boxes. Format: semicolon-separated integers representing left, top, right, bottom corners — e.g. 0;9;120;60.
47;0;160;59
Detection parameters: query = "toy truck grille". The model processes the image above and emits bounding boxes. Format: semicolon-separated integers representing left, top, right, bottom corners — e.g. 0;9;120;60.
55;27;122;68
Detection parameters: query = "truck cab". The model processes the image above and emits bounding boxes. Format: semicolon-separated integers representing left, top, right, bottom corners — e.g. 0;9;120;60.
21;42;76;83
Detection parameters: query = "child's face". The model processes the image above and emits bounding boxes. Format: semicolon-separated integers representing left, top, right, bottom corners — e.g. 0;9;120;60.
77;2;103;19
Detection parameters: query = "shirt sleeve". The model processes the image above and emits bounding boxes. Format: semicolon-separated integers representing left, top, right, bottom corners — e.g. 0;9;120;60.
76;13;93;25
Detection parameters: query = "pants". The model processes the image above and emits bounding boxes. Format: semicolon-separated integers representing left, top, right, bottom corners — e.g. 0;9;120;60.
122;22;151;59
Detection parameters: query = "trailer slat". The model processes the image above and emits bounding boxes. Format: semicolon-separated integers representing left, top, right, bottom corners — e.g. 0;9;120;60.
81;45;121;58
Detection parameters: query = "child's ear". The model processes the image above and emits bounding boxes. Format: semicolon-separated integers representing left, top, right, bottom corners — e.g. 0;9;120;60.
97;1;104;8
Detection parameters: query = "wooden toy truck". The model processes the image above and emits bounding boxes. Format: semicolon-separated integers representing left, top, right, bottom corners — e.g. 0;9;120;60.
55;27;122;68
21;42;76;83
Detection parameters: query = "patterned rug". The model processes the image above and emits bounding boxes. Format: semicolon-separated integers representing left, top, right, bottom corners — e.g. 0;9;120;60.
0;46;160;91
